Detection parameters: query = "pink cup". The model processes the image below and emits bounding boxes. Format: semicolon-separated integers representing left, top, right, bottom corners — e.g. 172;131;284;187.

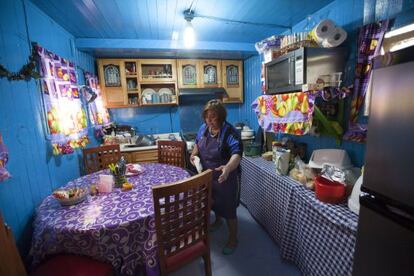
97;174;114;193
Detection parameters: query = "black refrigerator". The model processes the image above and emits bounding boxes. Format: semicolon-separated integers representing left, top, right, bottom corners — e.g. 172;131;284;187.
352;46;414;275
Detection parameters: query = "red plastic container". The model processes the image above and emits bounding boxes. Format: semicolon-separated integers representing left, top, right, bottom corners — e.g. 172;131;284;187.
315;175;346;204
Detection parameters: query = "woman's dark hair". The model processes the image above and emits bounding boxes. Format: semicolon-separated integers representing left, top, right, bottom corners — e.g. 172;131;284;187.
202;99;227;125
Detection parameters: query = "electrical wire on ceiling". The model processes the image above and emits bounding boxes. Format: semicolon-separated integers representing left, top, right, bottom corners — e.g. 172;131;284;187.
184;0;290;31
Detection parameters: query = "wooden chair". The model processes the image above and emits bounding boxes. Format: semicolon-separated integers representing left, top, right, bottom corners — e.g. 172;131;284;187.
0;213;113;276
83;144;121;174
157;140;186;168
152;169;213;276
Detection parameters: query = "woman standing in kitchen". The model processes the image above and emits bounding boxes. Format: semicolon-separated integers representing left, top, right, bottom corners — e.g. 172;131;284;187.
190;99;243;255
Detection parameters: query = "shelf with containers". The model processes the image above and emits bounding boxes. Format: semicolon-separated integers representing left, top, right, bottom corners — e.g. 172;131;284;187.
139;82;178;106
138;59;178;106
124;60;140;106
139;59;177;83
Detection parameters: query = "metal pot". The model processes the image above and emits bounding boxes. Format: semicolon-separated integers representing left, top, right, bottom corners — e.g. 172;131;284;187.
135;134;155;146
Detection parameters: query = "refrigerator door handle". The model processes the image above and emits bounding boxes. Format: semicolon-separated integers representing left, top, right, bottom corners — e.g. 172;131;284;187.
360;194;414;232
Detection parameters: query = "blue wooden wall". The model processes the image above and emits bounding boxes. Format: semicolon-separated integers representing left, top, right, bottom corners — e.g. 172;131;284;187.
0;0;95;256
1;0;414;260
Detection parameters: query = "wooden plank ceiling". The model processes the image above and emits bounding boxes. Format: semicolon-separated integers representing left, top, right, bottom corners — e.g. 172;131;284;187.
29;0;335;58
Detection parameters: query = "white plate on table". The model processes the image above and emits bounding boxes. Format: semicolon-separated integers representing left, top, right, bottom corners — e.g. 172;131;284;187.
125;164;145;176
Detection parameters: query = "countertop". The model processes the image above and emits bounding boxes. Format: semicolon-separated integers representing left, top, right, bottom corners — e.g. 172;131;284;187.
119;132;181;152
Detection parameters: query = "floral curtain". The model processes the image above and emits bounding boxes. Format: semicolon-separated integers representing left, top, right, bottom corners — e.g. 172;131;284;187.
35;45;89;155
0;133;11;182
343;20;389;143
252;92;315;135
84;71;110;138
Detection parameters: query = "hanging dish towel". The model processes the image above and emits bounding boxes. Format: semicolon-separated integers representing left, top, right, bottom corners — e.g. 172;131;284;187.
252;92;315;135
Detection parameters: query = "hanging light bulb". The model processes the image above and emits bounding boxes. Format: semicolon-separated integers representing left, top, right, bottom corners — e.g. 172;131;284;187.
183;9;196;48
184;21;195;48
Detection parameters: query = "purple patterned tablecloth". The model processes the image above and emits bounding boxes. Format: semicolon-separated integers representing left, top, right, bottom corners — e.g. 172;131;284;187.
30;163;190;276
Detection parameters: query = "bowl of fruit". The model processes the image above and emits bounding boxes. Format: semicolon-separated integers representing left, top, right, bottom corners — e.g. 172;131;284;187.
52;187;88;206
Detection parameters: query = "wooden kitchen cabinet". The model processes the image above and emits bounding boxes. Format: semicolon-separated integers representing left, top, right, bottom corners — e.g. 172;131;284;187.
98;58;178;108
177;59;200;88
199;60;222;88
122;149;158;164
177;59;223;89
98;59;130;108
139;59;176;83
222;60;244;103
139;59;178;106
98;58;243;107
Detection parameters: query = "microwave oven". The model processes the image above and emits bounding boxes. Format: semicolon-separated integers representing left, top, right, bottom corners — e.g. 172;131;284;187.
265;47;347;94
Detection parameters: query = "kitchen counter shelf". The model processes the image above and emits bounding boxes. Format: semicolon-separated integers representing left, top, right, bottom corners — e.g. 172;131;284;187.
240;156;358;276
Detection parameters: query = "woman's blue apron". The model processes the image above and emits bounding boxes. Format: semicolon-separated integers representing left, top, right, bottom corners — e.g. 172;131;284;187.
197;133;238;219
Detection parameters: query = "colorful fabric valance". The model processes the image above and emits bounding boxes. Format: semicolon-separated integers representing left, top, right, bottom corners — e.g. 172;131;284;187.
35;45;89;155
84;72;110;138
252;92;315;135
0;133;11;182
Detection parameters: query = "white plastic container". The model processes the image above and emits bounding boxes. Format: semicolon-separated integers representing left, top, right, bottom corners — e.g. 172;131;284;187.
308;149;352;169
348;174;363;214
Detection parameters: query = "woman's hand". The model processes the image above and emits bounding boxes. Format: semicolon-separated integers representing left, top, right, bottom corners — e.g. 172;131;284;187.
190;145;199;166
215;165;229;183
190;154;197;166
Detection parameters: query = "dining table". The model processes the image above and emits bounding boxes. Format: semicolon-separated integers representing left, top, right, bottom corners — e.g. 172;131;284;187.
30;163;190;276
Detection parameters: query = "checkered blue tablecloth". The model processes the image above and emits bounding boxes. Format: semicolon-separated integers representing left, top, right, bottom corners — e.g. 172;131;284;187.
240;157;358;276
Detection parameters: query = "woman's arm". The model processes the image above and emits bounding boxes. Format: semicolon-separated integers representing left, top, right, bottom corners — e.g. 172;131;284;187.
216;153;241;183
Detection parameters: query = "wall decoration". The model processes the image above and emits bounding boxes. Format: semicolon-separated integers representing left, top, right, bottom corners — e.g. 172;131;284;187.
0;46;40;81
35;45;89;155
84;72;111;138
343;20;389;143
0;133;11;182
252;92;315;135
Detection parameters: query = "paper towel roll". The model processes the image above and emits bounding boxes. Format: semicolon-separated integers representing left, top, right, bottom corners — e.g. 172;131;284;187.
310;19;336;44
193;156;203;174
322;27;347;48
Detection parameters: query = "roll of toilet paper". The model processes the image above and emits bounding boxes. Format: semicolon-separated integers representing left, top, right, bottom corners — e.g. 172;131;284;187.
322;27;347;48
310;19;336;44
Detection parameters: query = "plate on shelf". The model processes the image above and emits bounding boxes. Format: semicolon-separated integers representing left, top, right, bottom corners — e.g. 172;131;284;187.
142;88;156;104
159;88;173;103
125;164;145;176
159;88;173;96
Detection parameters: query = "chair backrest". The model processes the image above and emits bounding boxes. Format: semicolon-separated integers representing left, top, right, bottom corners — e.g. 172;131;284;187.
152;169;212;271
157;140;186;168
83;144;121;174
0;214;27;276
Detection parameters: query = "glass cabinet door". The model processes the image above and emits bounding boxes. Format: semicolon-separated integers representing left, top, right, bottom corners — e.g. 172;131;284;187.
182;64;197;85
199;60;221;87
103;64;121;87
204;65;217;84
177;59;200;88
222;60;243;103
139;59;176;82
226;64;239;86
